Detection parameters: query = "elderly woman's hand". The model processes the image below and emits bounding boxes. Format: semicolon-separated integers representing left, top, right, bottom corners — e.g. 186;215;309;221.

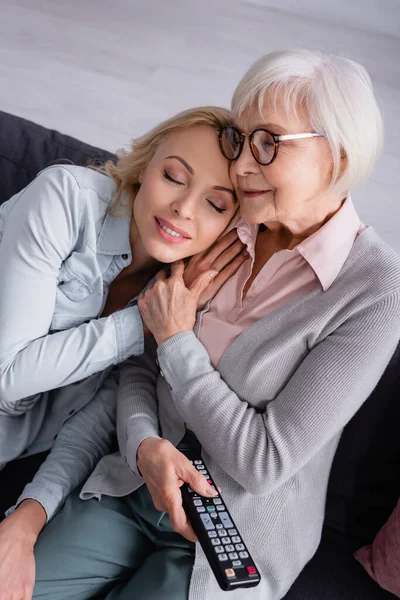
137;437;218;542
138;261;217;346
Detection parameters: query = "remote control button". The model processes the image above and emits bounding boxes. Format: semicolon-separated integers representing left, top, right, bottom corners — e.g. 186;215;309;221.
246;565;257;575
198;469;207;475
218;529;227;537
228;529;237;536
194;460;202;464
193;499;203;506
218;553;228;562
235;543;245;551
228;552;239;560
221;537;231;545
239;551;249;559
187;487;194;493
215;546;224;553
196;507;205;513
235;544;244;551
231;536;241;544
213;498;222;505
210;512;219;519
225;568;236;579
206;506;216;513
216;505;225;511
211;538;221;546
216;524;223;530
232;560;242;567
225;545;235;552
200;514;215;530
208;531;217;538
219;513;234;529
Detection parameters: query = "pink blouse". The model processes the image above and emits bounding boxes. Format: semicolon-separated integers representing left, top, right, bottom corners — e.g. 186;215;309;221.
199;197;365;368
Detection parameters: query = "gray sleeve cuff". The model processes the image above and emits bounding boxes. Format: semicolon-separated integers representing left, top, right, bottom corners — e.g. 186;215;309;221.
5;482;67;523
126;427;162;475
112;305;144;362
156;331;214;391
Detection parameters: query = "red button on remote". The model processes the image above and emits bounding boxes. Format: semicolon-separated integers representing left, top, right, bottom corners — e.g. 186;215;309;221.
247;566;257;575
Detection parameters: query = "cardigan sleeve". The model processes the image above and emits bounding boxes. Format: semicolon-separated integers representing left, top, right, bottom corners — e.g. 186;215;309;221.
157;292;400;495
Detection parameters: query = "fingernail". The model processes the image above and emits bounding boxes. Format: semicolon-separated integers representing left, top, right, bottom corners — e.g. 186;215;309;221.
208;271;218;279
206;487;218;497
243;251;249;258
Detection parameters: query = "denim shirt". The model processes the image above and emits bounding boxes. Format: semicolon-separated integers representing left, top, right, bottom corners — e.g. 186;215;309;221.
0;165;144;464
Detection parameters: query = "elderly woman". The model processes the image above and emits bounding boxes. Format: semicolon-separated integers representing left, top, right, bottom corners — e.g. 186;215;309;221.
3;49;400;600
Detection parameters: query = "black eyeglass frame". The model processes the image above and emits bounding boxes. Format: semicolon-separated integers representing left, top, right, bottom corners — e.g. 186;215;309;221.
218;126;324;166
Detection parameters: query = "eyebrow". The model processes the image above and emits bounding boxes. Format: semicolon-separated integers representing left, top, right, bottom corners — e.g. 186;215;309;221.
165;155;236;200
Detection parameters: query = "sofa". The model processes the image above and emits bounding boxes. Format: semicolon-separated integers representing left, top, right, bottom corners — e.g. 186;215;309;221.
0;110;399;599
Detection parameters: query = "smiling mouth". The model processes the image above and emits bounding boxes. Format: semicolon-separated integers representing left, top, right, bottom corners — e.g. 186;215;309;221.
155;217;192;241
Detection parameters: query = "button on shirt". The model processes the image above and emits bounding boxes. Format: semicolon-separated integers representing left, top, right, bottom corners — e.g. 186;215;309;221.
199;197;364;368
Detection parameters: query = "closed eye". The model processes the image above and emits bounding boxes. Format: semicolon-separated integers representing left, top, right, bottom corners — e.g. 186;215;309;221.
207;201;226;214
163;170;184;185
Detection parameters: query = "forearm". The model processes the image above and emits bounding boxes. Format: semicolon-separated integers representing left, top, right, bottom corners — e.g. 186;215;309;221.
117;342;162;474
8;499;47;543
11;373;118;521
0;306;143;411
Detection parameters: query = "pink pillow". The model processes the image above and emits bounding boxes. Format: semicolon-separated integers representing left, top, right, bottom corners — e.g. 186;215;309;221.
354;497;400;598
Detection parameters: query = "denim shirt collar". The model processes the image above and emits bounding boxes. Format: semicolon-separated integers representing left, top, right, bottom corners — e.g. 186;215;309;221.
97;199;132;257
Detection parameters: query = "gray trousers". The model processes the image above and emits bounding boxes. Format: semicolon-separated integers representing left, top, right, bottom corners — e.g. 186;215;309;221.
33;485;195;600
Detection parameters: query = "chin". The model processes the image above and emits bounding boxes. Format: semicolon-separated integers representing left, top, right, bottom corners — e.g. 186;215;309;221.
146;241;189;264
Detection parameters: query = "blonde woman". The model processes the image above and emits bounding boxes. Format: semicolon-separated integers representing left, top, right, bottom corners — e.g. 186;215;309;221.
0;106;246;505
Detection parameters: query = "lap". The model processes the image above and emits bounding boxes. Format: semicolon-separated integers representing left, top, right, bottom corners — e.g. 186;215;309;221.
33;488;194;600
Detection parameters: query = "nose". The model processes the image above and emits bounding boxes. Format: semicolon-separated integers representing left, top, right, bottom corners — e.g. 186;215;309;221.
170;191;196;220
231;138;260;178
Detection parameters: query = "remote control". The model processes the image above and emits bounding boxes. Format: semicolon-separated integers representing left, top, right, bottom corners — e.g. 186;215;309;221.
180;448;261;591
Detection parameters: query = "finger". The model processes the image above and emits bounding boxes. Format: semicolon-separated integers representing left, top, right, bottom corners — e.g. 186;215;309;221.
155;268;168;281
189;271;218;301
203;230;240;264
211;239;247;272
167;489;198;543
170;260;185;280
184;465;218;498
206;250;249;296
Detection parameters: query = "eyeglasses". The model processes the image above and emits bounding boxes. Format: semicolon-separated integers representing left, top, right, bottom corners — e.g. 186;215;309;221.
218;126;324;166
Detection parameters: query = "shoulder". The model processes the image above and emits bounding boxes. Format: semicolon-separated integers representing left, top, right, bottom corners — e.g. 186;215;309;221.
341;227;400;301
35;165;117;208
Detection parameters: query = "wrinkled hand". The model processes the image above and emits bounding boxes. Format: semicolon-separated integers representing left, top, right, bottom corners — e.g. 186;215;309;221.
138;261;216;346
183;230;248;310
0;500;45;600
137;437;218;542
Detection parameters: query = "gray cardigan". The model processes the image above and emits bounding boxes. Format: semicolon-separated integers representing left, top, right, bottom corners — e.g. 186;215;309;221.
15;226;400;600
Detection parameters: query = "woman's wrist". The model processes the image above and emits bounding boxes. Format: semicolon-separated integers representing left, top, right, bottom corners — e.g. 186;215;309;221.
10;499;47;543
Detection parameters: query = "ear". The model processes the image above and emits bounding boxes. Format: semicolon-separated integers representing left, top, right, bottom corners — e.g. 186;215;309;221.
138;170;144;184
339;148;347;176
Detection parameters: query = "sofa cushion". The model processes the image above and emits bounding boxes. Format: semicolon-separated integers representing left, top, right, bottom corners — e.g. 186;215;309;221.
284;526;397;599
0;110;115;206
325;341;400;542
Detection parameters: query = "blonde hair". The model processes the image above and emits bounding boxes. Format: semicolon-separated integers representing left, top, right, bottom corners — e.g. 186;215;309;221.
98;106;233;215
232;49;384;192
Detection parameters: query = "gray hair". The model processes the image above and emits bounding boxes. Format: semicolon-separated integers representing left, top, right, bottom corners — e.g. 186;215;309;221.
232;49;383;192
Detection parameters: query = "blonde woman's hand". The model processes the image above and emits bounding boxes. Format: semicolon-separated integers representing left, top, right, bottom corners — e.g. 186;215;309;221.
183;230;249;310
138;261;216;346
0;500;46;600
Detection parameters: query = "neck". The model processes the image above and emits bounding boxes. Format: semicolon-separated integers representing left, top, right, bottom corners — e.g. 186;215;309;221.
124;215;162;280
263;193;346;251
